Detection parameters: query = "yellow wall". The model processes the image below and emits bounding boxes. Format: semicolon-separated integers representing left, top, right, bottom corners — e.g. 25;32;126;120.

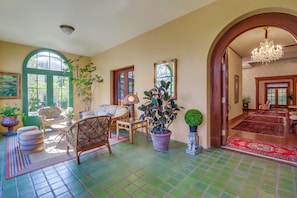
90;0;297;148
0;41;86;132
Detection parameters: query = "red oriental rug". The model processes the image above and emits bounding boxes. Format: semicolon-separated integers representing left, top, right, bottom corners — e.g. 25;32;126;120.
232;120;284;136
223;137;297;166
245;115;283;123
253;110;287;117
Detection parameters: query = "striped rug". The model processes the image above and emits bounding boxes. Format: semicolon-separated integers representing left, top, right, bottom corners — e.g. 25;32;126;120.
6;131;128;179
6;135;31;178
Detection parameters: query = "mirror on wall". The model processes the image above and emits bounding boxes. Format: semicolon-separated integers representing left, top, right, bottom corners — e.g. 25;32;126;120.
154;59;177;99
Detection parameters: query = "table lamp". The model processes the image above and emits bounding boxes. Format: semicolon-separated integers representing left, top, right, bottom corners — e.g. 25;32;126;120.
123;93;140;121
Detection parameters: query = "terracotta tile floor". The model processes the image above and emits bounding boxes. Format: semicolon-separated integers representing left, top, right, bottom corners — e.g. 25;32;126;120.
0;132;296;197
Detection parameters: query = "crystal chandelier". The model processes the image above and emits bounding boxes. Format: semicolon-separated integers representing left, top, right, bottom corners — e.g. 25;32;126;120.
251;27;284;64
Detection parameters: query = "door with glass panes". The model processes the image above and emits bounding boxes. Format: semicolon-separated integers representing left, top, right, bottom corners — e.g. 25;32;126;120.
266;83;288;108
22;50;72;127
113;66;135;117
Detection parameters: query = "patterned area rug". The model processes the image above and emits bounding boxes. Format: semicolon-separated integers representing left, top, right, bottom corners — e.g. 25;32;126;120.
224;137;297;166
246;115;283;123
6;130;128;179
253;110;287;117
232;120;285;136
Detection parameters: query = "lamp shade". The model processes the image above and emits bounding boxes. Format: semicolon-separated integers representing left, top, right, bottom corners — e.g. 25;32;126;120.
123;93;139;105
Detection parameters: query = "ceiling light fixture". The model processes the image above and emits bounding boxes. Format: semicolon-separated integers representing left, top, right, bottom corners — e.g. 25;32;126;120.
251;27;284;64
60;25;75;35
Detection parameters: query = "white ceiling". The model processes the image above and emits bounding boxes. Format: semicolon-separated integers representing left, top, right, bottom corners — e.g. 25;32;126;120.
0;0;216;56
1;0;296;61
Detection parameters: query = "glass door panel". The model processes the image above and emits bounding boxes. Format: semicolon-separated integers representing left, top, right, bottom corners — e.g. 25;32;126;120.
27;74;47;116
53;75;70;109
128;71;134;94
278;88;287;105
267;88;276;105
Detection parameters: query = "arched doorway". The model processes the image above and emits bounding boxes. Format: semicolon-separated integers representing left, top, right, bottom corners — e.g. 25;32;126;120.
210;12;297;148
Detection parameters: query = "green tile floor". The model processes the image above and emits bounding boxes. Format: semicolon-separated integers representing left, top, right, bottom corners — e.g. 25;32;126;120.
0;131;296;198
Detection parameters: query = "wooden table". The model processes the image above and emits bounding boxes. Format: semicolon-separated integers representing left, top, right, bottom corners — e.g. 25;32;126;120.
116;119;148;144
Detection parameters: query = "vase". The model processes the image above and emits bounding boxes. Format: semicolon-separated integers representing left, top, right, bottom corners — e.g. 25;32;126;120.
150;131;172;151
1;116;19;136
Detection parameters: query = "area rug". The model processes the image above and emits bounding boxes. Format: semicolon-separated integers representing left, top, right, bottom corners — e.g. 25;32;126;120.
253;110;287;117
223;137;297;166
232;120;284;136
6;130;129;179
245;115;283;123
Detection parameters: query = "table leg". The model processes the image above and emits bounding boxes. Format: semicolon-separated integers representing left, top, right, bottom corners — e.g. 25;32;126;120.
129;123;133;144
116;123;120;140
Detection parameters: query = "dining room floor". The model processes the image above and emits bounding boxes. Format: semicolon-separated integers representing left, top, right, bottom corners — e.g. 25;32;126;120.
0;131;296;198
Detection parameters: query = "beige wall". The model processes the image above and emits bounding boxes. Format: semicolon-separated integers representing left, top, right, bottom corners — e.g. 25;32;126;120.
0;41;85;132
90;0;297;148
1;0;297;147
228;48;243;120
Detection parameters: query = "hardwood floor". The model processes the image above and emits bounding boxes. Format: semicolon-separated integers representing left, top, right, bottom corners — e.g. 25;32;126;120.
228;109;297;147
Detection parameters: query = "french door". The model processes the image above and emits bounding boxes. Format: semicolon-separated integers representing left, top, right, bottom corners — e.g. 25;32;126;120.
22;49;72;127
266;84;288;108
113;66;135;105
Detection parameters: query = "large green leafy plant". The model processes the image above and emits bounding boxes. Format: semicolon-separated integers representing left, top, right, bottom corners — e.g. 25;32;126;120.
138;80;184;134
64;57;103;111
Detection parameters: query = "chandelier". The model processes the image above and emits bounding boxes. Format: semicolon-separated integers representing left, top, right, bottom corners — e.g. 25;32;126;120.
251;27;284;64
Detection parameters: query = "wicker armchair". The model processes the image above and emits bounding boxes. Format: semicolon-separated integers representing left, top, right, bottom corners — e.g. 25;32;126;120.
65;115;112;164
37;106;65;133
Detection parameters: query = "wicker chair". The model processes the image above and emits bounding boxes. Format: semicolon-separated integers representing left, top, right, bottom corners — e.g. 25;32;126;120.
37;106;65;133
65;115;112;164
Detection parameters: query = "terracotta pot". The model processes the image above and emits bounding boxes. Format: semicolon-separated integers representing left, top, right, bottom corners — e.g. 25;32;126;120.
150;131;172;151
1;115;19;132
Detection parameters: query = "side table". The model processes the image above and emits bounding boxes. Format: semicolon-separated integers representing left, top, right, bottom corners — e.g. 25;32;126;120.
50;122;72;144
116;119;148;144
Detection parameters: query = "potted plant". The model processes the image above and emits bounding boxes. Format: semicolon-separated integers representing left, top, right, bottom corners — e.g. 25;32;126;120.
184;109;203;132
242;95;251;110
184;109;203;155
138;80;184;151
1;103;25;136
64;56;104;112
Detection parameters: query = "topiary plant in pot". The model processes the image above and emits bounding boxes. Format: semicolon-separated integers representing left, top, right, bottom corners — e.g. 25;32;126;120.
184;108;203;155
184;109;203;132
138;80;184;151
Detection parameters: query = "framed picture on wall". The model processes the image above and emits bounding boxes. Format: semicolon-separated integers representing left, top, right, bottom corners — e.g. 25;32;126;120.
0;72;21;99
154;59;177;99
234;75;239;103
